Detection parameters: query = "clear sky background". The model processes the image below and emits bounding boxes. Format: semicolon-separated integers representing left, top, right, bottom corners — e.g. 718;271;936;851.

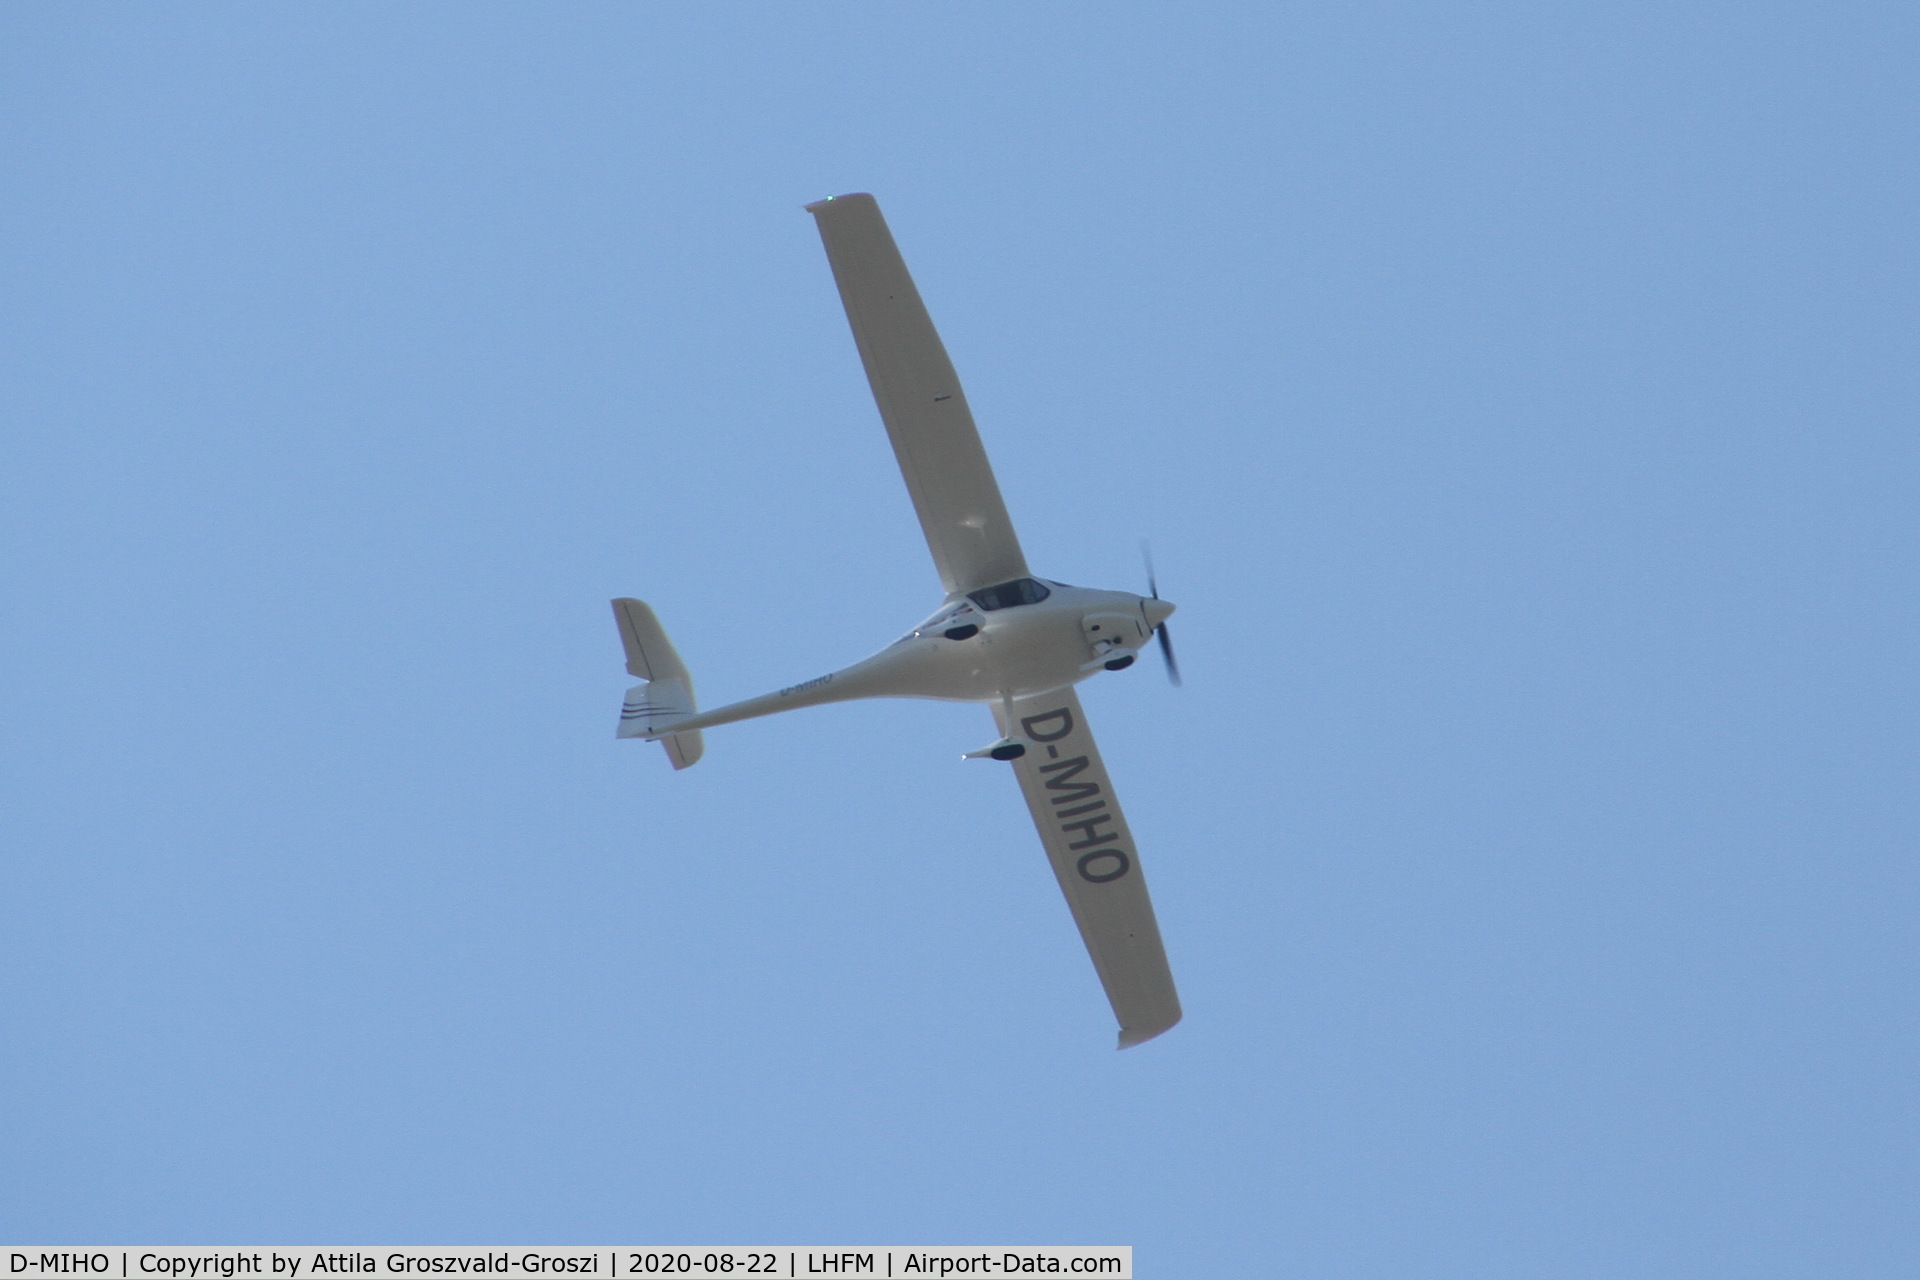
3;3;1914;1273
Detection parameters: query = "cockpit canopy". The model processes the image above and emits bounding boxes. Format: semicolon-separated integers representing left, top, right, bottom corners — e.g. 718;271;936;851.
967;577;1052;611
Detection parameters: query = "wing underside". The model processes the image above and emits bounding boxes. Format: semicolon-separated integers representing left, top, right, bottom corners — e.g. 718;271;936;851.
807;193;1028;597
994;688;1181;1048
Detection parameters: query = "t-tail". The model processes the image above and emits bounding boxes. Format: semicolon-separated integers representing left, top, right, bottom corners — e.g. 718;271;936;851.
612;597;703;769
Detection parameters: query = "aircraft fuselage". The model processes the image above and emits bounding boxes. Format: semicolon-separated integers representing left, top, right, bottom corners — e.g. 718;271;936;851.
658;579;1174;736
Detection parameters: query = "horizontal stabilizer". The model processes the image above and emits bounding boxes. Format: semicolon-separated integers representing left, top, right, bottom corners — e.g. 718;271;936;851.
614;597;688;682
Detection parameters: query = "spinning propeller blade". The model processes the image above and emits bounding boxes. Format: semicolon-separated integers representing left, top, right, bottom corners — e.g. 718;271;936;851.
1142;543;1182;687
1156;622;1182;687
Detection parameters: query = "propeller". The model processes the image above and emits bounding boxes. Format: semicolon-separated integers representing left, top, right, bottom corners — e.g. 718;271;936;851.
1142;543;1183;687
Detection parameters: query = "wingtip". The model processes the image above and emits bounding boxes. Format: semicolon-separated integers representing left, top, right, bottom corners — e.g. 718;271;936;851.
804;191;875;213
1117;1014;1181;1050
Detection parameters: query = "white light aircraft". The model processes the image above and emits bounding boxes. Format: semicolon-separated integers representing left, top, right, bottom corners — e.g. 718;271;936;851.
615;193;1182;1048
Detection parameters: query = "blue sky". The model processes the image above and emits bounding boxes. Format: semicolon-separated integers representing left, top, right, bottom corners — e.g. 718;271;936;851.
2;3;1914;1273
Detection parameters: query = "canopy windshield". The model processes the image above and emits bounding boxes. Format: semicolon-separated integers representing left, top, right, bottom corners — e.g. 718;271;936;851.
968;578;1052;611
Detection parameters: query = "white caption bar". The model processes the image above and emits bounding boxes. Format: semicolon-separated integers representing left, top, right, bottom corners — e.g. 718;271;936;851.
4;1251;1129;1280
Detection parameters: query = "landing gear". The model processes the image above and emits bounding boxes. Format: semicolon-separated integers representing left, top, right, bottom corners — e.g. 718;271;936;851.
1103;653;1136;671
943;624;979;640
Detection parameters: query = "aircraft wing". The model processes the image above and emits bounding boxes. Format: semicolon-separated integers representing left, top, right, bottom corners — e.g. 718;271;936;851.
994;688;1182;1048
807;193;1029;597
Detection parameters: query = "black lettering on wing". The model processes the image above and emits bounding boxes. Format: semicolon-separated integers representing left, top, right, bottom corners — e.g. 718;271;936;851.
1061;811;1120;849
1076;849;1131;883
1039;755;1101;806
1020;707;1075;742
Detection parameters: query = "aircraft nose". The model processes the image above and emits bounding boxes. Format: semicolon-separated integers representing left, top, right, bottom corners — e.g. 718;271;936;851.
1142;596;1176;628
